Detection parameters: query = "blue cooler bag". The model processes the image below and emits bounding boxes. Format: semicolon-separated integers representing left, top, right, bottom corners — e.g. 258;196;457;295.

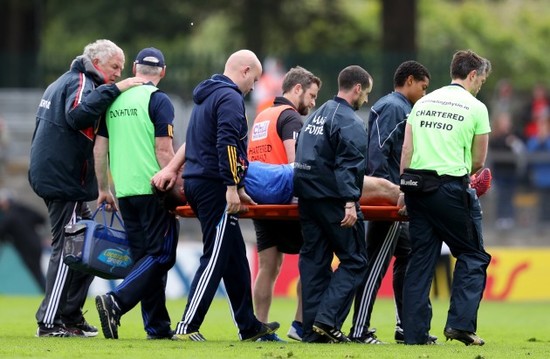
63;204;133;279
244;161;294;204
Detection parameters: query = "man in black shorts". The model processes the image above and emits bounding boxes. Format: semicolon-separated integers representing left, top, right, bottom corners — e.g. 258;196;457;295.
248;66;321;341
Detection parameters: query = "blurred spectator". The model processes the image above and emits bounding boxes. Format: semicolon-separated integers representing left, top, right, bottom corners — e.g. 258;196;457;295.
489;112;526;230
252;57;286;116
0;189;47;292
489;79;522;127
522;83;549;139
526;113;550;225
0;115;9;182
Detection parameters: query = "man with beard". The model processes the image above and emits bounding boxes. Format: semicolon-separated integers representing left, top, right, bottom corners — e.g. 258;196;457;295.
247;66;322;341
294;65;373;343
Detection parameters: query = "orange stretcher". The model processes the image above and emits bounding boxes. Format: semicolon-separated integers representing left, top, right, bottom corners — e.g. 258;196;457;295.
175;204;407;221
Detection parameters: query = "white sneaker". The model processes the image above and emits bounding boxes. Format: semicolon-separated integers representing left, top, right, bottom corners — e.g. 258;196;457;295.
287;320;303;341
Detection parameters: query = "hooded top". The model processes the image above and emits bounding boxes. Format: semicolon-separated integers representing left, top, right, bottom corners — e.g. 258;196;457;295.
183;74;249;186
28;55;121;201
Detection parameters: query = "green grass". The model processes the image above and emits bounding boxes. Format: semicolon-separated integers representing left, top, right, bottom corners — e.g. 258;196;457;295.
0;295;549;358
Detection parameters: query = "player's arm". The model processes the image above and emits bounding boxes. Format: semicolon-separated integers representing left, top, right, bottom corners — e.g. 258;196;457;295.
216;94;249;213
283;140;296;163
400;122;414;174
150;92;179;190
155;136;175;169
93;134;117;210
216;94;245;186
471;133;489;174
152;92;176;169
280;110;302;163
152;143;185;190
362;177;400;205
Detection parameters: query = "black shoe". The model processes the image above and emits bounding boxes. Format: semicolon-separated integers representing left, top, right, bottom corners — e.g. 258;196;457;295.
242;321;280;342
350;328;384;344
95;294;121;339
147;330;175;340
422;337;438;345
308;336;331;343
312;322;351;343
444;327;484;346
65;319;98;337
36;325;76;337
395;326;437;344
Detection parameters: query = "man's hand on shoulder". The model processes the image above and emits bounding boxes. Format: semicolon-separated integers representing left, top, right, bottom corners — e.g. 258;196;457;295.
115;77;146;92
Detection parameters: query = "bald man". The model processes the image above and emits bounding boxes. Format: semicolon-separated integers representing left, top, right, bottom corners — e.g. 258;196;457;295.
153;49;279;342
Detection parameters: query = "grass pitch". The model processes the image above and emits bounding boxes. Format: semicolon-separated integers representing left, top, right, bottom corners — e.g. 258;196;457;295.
0;295;548;358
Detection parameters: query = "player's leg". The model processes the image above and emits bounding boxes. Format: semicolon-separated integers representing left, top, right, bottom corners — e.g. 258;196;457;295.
253;246;283;322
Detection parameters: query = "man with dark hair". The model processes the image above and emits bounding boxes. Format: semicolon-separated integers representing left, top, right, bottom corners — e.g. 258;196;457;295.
94;47;180;340
349;60;432;344
294;65;373;343
400;50;492;346
248;66;321;341
29;39;143;337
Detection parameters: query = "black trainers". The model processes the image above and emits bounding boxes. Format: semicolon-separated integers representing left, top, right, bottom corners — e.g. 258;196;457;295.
36;325;76;337
242;321;280;342
395;326;437;344
65;319;98;337
444;327;484;346
350;328;383;344
312;322;351;343
147;330;175;340
95;294;121;339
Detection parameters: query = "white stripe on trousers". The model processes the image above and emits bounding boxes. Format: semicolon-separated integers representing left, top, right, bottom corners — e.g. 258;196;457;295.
43;253;69;327
43;203;79;327
351;221;400;338
179;209;228;334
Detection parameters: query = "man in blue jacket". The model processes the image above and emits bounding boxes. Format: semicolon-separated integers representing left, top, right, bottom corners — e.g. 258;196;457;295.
28;39;144;337
349;60;432;344
294;65;373;343
154;49;280;341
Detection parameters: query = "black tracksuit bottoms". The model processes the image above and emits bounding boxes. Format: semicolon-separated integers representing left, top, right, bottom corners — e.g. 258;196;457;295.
36;200;94;328
298;198;368;342
350;220;410;338
111;195;179;338
175;178;262;340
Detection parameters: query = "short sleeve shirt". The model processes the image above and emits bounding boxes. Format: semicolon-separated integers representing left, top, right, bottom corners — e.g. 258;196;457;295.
407;84;491;176
104;84;175;197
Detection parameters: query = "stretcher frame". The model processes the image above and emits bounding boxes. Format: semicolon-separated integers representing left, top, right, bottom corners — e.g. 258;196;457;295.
175;204;407;221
